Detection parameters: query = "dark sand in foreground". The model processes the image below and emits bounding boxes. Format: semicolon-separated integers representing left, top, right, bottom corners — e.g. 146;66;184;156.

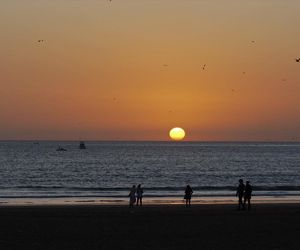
0;204;299;250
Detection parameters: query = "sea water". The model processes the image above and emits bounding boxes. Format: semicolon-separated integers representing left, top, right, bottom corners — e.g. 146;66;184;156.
0;141;299;200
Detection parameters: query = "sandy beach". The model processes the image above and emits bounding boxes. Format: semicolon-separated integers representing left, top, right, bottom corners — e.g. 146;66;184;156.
0;203;299;250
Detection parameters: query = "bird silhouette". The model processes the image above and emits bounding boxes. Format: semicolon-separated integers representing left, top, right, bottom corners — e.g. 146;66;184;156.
37;40;44;43
295;58;300;62
202;64;206;70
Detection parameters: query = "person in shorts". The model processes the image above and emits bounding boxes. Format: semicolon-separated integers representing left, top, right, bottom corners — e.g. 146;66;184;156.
136;184;144;206
244;181;252;210
184;185;193;207
129;185;136;208
236;179;245;210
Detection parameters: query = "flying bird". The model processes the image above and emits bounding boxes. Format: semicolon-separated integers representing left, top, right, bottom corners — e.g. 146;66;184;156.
37;40;44;43
295;58;300;62
202;64;206;70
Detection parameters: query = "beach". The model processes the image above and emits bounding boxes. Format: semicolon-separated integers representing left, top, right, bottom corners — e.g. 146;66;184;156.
1;203;299;250
2;0;300;249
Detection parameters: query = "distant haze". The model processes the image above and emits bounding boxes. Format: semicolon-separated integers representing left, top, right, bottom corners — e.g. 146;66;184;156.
0;0;300;141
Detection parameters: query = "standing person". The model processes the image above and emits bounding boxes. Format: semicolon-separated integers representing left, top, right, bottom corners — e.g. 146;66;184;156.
129;185;136;208
136;184;144;206
236;179;245;210
184;185;193;207
244;181;252;210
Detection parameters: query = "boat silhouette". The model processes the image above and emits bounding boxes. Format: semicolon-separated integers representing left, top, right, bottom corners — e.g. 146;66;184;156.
56;146;67;151
79;141;86;149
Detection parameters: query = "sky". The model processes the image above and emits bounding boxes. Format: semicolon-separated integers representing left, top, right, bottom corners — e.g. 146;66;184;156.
0;0;300;141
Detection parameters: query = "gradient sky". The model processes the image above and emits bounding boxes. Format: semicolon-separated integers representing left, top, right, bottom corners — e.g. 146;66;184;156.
0;0;300;141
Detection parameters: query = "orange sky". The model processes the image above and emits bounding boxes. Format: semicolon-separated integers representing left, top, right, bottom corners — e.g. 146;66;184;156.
0;0;300;141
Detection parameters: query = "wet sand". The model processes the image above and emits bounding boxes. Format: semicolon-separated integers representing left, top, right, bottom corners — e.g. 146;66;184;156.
0;204;299;250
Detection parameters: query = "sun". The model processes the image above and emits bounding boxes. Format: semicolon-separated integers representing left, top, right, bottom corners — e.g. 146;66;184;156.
169;127;186;141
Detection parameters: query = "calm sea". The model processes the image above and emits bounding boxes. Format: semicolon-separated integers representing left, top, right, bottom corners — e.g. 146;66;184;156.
0;141;299;199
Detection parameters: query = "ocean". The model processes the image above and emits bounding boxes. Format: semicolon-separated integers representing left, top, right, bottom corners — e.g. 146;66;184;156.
0;141;300;201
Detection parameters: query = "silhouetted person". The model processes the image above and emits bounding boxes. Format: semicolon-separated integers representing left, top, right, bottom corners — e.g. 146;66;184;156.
236;179;245;210
184;185;193;207
244;181;252;210
136;184;143;206
129;185;136;208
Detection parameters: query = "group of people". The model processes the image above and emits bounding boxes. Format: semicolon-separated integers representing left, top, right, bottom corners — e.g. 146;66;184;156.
129;180;253;209
128;184;144;207
184;181;253;209
236;179;253;210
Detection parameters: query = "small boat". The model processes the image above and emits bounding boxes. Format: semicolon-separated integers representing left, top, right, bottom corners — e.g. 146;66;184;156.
79;141;86;149
56;146;67;151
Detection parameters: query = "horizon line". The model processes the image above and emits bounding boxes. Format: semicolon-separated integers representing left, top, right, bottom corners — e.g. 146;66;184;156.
0;139;299;143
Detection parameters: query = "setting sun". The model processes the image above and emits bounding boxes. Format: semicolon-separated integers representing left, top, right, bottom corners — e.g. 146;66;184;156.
169;127;186;141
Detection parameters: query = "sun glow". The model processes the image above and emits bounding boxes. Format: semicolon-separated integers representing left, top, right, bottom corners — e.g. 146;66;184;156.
169;127;186;141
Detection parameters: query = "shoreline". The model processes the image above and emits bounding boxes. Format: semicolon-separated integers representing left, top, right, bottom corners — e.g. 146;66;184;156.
1;195;300;206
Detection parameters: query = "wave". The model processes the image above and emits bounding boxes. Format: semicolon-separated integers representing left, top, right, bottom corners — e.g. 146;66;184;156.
1;193;300;199
5;185;300;191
